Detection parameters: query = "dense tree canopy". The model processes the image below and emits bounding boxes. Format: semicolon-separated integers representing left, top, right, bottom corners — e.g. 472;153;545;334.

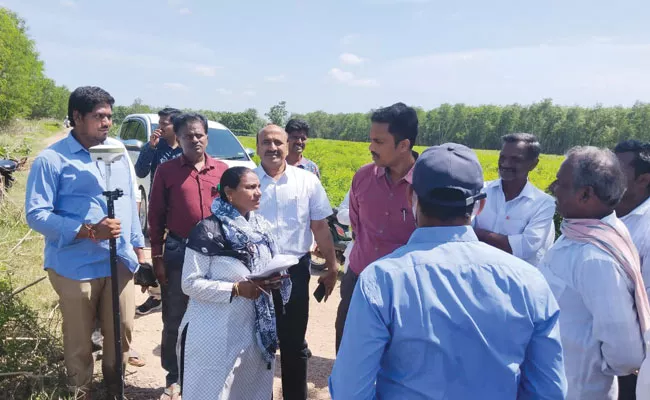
288;99;650;154
109;98;650;155
0;8;69;125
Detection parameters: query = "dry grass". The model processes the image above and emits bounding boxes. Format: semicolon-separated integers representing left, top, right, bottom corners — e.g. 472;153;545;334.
0;119;62;312
0;120;68;399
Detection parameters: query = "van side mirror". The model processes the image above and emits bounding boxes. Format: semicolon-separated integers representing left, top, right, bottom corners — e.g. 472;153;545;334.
245;148;255;158
124;140;143;151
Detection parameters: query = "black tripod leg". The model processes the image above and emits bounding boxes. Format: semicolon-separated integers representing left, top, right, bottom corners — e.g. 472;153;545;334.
106;191;124;399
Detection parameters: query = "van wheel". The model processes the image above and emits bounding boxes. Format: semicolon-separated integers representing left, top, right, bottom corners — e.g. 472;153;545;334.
139;187;148;236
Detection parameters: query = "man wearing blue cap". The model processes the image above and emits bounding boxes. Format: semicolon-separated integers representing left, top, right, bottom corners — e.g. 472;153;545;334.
329;143;567;399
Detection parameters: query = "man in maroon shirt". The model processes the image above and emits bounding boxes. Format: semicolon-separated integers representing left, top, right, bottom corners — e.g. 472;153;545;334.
335;102;419;353
148;113;228;398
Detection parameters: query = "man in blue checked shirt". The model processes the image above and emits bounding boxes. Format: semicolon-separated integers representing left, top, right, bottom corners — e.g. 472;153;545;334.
329;143;567;400
25;86;147;399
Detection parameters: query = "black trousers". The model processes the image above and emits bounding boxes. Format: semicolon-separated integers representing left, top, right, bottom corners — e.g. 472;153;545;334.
334;268;359;354
272;254;311;400
160;234;188;387
619;374;637;400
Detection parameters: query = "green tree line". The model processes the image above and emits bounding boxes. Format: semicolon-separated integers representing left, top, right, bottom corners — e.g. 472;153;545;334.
0;8;69;126
113;98;650;155
288;99;650;154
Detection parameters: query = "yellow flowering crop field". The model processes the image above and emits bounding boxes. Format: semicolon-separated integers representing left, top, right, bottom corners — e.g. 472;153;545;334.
238;137;564;207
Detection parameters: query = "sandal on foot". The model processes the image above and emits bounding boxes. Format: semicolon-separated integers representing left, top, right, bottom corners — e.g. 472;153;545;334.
159;383;181;400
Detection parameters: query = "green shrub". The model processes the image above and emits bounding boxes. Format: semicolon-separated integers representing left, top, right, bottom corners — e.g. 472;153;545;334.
0;276;66;399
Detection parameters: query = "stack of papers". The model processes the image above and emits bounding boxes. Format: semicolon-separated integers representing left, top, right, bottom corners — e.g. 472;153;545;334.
246;254;299;280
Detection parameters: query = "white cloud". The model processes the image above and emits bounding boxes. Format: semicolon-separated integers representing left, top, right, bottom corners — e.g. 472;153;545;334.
179;7;191;15
163;83;189;91
264;75;287;83
190;64;220;77
216;88;232;95
341;34;360;46
340;53;365;65
60;0;76;8
378;41;650;106
328;68;379;87
242;90;257;97
329;68;355;82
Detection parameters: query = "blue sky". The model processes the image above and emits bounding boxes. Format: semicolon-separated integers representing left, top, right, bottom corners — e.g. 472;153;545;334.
2;0;650;114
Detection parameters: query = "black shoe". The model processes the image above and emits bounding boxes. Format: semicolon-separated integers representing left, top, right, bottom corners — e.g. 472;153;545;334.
135;296;162;315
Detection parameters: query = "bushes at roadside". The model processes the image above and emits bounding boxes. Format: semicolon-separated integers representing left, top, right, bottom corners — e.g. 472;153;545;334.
0;275;66;399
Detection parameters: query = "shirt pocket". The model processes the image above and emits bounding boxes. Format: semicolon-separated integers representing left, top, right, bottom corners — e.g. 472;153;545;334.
281;195;309;225
501;217;527;236
198;175;220;199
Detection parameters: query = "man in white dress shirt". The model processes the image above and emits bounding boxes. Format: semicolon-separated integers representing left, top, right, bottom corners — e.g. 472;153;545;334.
254;124;338;400
539;146;645;400
614;139;650;400
473;133;556;267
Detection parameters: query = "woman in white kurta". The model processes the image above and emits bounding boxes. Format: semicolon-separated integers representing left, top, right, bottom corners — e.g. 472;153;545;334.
178;167;291;399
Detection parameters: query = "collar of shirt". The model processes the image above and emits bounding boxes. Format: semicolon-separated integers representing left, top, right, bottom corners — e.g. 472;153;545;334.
66;131;89;154
602;211;618;226
179;154;218;172
375;163;415;185
408;225;478;245
256;162;293;182
490;179;539;201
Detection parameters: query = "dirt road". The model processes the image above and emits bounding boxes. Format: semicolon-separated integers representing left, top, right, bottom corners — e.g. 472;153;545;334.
44;127;70;147
124;257;340;400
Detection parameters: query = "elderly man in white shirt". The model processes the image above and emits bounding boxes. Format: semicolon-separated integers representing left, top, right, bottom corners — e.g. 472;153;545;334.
254;124;338;400
473;133;556;267
539;146;647;400
614;139;650;399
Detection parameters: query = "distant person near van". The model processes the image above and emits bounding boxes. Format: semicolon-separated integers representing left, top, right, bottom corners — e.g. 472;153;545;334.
133;107;182;316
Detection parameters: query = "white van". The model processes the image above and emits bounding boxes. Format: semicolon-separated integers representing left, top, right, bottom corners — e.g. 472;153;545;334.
117;113;256;233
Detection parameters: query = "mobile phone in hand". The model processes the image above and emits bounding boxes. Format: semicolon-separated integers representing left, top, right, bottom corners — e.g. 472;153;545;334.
313;282;326;303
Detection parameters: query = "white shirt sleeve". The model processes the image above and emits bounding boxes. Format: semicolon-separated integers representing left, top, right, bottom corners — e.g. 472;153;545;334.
576;256;645;375
337;190;351;226
507;197;556;261
309;175;333;221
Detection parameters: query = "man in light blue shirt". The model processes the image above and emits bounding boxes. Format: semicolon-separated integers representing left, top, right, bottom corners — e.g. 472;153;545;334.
329;143;567;400
25;86;146;398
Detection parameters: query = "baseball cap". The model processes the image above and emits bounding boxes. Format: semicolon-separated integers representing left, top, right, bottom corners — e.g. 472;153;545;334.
412;143;485;206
